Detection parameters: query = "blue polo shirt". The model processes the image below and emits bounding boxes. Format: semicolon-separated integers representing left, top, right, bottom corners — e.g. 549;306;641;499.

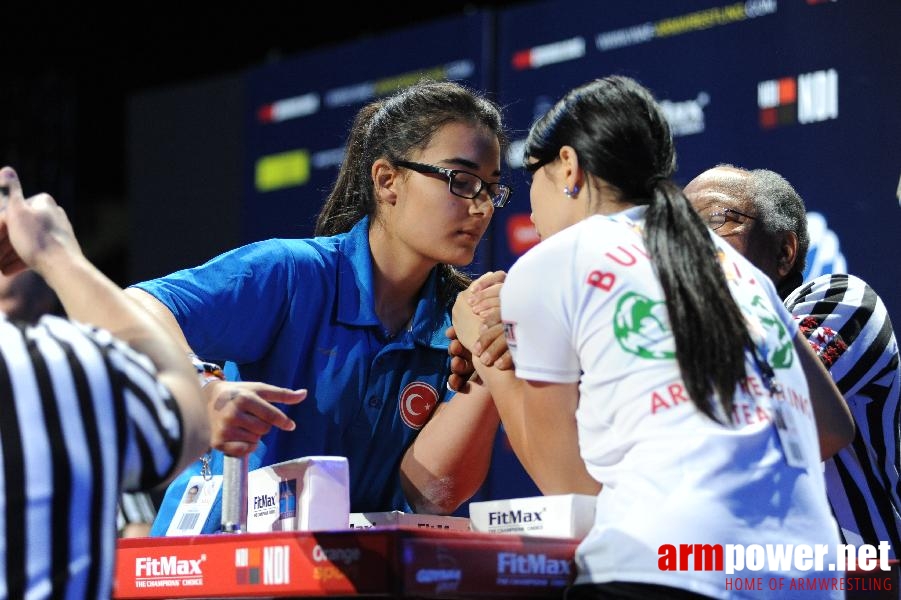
133;216;453;513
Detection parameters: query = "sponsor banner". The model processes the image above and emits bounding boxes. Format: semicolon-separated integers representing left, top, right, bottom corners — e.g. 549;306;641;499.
401;535;577;596
243;12;489;244
115;531;389;598
246;456;350;533
758;68;839;129
469;494;596;539
114;529;577;599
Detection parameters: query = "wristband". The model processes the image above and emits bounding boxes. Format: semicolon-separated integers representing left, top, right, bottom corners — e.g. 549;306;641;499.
189;354;225;388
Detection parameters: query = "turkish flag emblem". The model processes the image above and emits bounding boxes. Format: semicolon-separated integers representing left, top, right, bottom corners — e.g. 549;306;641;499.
399;381;439;430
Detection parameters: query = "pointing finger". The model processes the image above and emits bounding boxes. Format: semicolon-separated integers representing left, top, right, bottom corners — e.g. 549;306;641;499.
0;167;24;211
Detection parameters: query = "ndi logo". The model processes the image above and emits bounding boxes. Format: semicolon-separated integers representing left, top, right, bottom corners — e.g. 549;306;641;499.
758;69;838;129
263;545;291;585
234;545;291;586
797;70;838;124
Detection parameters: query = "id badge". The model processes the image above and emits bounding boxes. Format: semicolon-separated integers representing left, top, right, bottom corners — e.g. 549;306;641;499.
165;475;223;536
772;404;807;469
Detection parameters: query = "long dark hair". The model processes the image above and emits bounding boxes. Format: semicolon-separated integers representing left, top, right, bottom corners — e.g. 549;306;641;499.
524;76;753;423
315;79;507;304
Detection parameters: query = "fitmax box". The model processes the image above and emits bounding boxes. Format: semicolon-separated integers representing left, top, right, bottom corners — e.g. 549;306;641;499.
246;456;350;533
469;494;596;539
349;511;471;531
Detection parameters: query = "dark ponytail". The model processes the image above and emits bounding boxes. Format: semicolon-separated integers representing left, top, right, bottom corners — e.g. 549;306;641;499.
525;76;753;423
314;102;383;237
314;79;507;305
644;179;753;422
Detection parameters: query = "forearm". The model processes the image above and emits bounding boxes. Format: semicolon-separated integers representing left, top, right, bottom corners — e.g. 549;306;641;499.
470;361;529;471
473;360;600;496
0;168;209;479
41;254;210;474
44;256;191;379
400;382;500;514
793;330;855;459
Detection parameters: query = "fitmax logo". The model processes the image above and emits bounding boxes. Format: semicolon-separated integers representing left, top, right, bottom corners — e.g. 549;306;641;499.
253;494;276;510
488;509;545;526
659;92;709;137
497;552;571;575
136;555;206;577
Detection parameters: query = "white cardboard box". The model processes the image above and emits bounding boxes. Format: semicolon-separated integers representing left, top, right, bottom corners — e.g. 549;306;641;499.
246;456;350;533
349;511;471;531
468;494;596;539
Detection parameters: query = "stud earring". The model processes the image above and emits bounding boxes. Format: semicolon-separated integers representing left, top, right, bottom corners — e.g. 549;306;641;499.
563;184;580;198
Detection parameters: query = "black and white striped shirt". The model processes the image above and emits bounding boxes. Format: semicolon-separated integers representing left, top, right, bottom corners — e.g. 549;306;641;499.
117;491;158;534
786;273;901;555
0;314;183;599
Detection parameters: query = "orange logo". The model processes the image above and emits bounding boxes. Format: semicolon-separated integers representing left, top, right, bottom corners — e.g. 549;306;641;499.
506;214;539;256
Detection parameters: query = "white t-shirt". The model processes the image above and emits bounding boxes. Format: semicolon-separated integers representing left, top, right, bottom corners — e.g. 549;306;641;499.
501;208;841;598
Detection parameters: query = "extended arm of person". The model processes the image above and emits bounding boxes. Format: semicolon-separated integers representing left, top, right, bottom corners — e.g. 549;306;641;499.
400;272;509;514
445;271;512;393
124;278;306;458
451;283;600;496
0;166;209;479
400;378;500;514
465;271;514;370
474;362;600;496
793;329;855;459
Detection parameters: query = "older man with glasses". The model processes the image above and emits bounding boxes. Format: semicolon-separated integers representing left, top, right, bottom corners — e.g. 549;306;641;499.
685;163;901;557
686;165;808;300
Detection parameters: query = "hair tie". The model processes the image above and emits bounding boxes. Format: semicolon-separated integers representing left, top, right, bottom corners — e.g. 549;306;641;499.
646;174;668;190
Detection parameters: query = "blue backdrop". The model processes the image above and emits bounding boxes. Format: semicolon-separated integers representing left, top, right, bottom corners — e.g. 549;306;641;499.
240;0;901;509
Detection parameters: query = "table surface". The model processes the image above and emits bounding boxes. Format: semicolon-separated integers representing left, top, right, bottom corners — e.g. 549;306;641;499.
114;526;581;599
115;528;901;599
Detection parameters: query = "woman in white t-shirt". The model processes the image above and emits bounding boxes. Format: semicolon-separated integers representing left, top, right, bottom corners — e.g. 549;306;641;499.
451;76;854;599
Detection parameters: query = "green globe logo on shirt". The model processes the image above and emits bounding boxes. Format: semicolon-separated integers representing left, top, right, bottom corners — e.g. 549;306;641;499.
613;292;675;360
749;295;794;370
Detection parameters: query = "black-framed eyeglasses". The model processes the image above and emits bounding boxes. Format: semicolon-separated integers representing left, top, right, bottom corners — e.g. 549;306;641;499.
393;160;512;208
706;207;756;231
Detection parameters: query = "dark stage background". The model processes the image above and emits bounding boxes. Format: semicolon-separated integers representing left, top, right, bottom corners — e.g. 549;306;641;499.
6;0;900;511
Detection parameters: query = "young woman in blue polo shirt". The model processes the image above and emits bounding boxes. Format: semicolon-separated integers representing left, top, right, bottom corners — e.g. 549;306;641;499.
127;80;510;521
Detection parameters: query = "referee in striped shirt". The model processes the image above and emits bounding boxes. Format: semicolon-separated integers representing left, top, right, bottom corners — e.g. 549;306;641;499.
0;167;210;598
686;164;901;556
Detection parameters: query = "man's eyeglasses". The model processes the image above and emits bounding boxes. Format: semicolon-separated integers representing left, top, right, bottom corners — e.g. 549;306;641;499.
706;207;756;231
394;160;512;208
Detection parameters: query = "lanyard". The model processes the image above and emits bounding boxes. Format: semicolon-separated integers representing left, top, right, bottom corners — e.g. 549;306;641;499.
749;343;806;468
